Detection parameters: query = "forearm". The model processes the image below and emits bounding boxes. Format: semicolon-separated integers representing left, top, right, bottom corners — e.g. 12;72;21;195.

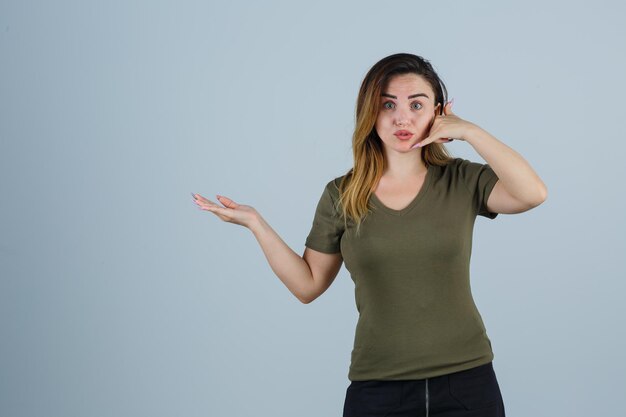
464;124;548;205
249;214;314;303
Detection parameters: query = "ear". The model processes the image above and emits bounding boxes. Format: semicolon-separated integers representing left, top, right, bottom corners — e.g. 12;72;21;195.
434;102;442;115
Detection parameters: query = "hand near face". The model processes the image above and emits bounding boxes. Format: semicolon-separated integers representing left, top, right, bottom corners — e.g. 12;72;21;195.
411;100;476;148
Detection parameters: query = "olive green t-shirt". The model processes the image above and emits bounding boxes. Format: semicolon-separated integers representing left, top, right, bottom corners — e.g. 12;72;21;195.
305;157;500;381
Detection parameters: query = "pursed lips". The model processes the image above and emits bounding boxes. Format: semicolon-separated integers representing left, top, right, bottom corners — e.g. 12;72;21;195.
394;130;414;140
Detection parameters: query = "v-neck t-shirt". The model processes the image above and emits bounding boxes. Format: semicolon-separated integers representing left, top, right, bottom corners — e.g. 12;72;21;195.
305;157;500;381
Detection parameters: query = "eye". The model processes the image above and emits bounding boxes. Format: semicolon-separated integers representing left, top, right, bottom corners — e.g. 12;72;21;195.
382;101;423;110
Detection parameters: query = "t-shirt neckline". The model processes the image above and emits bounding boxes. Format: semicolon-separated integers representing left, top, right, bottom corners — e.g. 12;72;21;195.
370;164;434;217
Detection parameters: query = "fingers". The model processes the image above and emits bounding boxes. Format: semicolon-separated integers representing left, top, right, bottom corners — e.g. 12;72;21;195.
412;137;453;149
203;204;226;215
433;137;454;144
191;193;237;219
216;195;238;209
191;193;218;209
195;199;228;217
192;192;210;204
196;199;235;224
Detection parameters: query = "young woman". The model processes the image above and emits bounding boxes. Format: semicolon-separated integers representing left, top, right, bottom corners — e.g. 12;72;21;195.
192;53;547;417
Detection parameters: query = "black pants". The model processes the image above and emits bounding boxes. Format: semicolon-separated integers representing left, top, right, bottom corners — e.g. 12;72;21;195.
343;361;505;417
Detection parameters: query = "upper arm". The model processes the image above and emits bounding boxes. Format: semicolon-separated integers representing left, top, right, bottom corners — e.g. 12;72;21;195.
302;247;343;303
486;180;537;214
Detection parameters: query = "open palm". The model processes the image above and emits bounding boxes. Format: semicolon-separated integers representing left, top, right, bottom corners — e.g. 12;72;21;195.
192;193;258;228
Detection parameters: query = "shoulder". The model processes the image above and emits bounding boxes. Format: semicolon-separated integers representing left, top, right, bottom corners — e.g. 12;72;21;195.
443;157;475;169
429;157;462;177
432;158;495;193
436;157;486;176
325;173;350;195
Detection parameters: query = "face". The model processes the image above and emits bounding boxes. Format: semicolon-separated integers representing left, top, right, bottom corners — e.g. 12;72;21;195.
375;73;441;154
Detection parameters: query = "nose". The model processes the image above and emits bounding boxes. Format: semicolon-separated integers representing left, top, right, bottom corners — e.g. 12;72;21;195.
394;105;413;126
395;110;411;126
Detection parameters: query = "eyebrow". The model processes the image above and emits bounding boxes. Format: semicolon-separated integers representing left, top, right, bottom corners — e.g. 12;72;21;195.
381;92;429;99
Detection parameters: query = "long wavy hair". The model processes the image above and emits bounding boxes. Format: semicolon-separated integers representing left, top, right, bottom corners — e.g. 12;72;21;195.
336;53;455;236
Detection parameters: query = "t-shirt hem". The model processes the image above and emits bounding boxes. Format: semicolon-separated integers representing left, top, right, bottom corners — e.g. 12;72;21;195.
347;353;495;381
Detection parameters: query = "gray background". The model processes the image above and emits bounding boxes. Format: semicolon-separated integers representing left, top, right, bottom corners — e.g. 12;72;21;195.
1;1;624;416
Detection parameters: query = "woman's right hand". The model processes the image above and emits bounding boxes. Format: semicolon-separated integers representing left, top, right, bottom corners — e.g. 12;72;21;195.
192;193;259;229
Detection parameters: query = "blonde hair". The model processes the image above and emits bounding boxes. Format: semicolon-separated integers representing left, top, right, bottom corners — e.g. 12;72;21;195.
336;53;456;236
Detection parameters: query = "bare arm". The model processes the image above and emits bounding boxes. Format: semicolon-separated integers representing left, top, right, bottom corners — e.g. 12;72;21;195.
250;215;344;303
250;215;316;303
192;193;342;304
416;100;547;211
302;247;343;303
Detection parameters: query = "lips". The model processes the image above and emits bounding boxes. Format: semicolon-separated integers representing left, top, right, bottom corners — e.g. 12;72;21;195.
394;130;414;140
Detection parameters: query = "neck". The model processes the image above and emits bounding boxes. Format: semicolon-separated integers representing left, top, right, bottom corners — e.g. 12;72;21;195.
382;152;427;180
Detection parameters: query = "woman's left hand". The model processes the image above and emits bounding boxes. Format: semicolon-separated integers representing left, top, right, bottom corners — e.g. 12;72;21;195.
411;100;477;148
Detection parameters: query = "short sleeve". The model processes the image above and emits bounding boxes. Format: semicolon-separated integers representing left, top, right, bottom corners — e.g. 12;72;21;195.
305;179;345;254
456;158;500;219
